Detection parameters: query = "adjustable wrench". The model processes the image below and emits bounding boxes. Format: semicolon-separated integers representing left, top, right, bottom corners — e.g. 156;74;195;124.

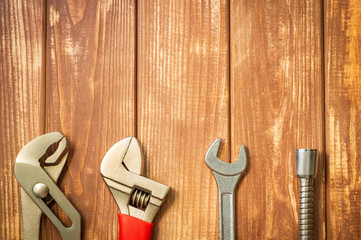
100;137;170;240
205;138;247;240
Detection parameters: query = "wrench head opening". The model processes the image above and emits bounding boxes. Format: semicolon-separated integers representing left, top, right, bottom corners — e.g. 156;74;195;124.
205;138;247;176
100;137;143;180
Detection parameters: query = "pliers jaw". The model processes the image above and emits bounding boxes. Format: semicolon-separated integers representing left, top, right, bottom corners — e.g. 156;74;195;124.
14;132;81;240
101;137;170;223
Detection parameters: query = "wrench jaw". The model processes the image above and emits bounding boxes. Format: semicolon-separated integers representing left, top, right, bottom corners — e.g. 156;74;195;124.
14;132;81;240
101;137;170;223
205;138;247;176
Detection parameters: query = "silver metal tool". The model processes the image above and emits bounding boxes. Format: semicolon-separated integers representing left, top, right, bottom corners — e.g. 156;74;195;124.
296;149;318;240
14;132;81;240
205;138;247;240
100;137;170;223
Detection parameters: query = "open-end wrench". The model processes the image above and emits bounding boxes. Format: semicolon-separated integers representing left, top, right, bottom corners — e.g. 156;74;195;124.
205;138;247;240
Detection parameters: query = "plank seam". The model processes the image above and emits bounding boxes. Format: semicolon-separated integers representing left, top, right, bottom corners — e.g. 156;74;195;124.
135;0;138;138
42;0;47;134
322;0;328;238
229;0;232;163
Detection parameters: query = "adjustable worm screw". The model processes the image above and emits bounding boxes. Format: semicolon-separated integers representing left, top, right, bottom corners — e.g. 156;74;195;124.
296;149;318;240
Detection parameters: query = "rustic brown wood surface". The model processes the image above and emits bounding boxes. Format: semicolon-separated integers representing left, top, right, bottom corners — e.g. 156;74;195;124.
325;0;361;238
137;0;230;239
230;0;325;239
0;0;45;239
45;0;136;239
1;0;361;239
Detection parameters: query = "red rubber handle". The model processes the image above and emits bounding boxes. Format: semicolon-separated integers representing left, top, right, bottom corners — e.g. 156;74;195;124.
118;213;154;240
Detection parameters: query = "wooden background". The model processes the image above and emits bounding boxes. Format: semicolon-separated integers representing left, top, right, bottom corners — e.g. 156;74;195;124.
0;0;360;239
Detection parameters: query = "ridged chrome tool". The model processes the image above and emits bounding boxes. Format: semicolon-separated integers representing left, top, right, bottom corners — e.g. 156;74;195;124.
296;149;318;240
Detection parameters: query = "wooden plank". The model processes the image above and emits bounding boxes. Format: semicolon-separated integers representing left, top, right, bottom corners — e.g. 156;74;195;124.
325;0;361;238
0;0;45;239
45;0;136;239
137;0;230;239
230;0;325;238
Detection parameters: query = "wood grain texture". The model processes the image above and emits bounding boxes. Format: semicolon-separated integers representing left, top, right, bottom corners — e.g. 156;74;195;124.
137;0;230;239
0;0;44;239
325;0;361;238
45;0;136;239
3;0;361;238
230;0;325;239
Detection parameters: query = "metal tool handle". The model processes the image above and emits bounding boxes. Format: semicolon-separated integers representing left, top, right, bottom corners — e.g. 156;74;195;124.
15;162;81;240
213;172;241;240
118;213;153;240
296;149;317;240
20;189;42;240
299;178;314;239
218;191;236;240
